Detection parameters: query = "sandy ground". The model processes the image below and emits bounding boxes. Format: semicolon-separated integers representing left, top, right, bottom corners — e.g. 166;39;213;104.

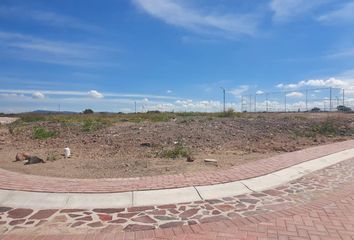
0;113;353;179
0;117;19;125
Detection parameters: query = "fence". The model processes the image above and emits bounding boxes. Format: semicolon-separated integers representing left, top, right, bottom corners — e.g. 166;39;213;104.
240;87;352;112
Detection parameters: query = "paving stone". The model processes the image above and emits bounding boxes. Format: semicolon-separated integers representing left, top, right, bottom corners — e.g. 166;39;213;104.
68;214;82;218
146;209;166;215
98;214;112;221
239;198;259;204
179;208;199;218
9;219;25;226
87;221;104;228
212;210;221;215
92;208;124;214
159;221;185;228
199;215;229;223
127;206;154;212
124;224;155;231
262;189;283;196
60;209;85;213
109;219;127;224
117;212;138;218
71;221;86;228
131;215;156;224
154;215;179;221
8;208;33;219
215;204;234;212
76;216;93;221
29;209;57;220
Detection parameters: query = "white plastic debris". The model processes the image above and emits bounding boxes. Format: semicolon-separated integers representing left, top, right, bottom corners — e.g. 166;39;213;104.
204;159;218;163
64;147;71;158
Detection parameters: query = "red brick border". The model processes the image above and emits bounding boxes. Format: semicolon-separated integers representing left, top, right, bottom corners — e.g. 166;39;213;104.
0;140;353;193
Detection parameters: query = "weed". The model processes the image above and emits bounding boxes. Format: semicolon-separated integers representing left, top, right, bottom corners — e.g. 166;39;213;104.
82;119;108;132
160;144;191;159
46;152;59;162
311;121;337;136
8;120;26;135
217;108;240;118
33;127;58;140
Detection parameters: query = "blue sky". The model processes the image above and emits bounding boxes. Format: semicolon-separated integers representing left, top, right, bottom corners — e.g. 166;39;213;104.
0;0;353;113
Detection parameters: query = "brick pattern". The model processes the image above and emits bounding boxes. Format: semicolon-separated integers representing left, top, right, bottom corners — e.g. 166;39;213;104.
3;185;353;239
1;158;353;239
0;140;353;193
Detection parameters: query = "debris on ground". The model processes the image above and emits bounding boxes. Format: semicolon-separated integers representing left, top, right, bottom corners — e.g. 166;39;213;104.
15;152;31;162
25;156;45;165
204;159;218;164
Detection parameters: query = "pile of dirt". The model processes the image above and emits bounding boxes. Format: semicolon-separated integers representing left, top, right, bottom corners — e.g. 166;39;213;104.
0;113;353;179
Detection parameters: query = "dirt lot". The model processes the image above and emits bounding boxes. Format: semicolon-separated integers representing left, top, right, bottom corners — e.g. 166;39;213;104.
0;112;353;179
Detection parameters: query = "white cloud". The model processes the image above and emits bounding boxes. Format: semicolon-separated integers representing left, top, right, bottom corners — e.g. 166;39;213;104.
276;77;348;89
229;85;249;97
0;89;180;100
32;91;45;99
270;0;327;22
0;6;102;33
326;48;354;59
317;2;354;24
166;90;172;94
286;91;303;98
87;90;104;99
132;0;258;38
0;31;118;67
256;90;264;94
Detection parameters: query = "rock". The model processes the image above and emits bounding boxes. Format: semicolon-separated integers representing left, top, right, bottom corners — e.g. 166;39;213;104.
140;142;151;147
186;156;194;162
15;152;31;162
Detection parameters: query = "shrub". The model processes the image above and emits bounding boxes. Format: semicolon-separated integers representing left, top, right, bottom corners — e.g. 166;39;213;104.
33;126;58;140
311;121;336;136
83;109;94;114
337;105;352;112
82;119;108;132
160;144;191;159
218;108;240;118
310;107;321;112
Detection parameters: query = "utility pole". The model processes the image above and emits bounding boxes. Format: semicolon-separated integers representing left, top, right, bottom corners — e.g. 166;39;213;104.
266;93;269;112
134;101;137;113
329;87;332;111
249;95;252;112
343;89;345;106
284;92;287;112
305;89;308;112
58;104;61;112
220;87;226;112
254;94;257;112
241;95;243;112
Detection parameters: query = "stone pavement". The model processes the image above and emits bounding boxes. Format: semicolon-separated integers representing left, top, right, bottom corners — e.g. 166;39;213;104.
0;141;354;239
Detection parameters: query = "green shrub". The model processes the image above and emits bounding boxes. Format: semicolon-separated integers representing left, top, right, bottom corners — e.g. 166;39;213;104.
311;121;336;136
83;109;94;114
82;119;108;132
33;127;58;140
160;144;191;159
217;108;240;118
